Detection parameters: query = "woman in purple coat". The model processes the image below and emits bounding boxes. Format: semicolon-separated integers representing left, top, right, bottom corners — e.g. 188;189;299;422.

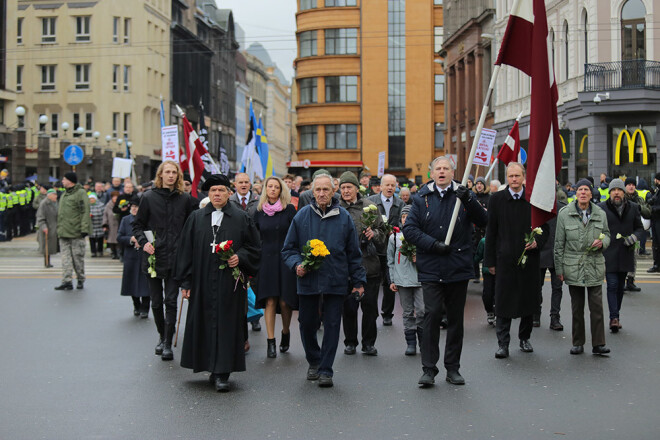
252;176;298;358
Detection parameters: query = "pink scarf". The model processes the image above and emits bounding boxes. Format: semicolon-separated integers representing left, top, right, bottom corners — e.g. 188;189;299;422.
262;199;283;216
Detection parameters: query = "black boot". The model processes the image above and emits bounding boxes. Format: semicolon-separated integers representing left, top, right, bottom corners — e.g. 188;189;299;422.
279;331;290;353
625;277;641;292
132;297;141;316
153;307;165;355
161;323;174;361
267;338;277;358
416;327;423;349
54;282;73;291
404;329;417;356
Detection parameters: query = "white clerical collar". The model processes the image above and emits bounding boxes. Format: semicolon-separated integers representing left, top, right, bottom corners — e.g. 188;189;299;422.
211;209;224;227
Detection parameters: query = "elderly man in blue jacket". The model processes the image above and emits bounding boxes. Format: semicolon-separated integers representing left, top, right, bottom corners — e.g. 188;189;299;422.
282;173;366;388
403;156;487;387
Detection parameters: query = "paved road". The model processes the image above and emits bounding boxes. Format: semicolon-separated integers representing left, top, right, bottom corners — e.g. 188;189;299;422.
1;234;659;439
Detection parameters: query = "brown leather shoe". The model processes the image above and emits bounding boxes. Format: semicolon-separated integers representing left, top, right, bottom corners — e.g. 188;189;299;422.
609;318;619;333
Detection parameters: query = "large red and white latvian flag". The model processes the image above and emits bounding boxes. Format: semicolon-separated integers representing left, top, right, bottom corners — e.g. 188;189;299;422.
496;120;521;166
495;0;561;228
180;115;205;198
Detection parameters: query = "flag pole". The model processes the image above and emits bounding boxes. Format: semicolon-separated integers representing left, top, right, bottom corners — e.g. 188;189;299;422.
444;64;502;244
483;111;523;182
176;105;222;173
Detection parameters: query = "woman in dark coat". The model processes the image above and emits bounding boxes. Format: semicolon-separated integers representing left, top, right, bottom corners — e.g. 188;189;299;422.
252;176;298;358
117;197;150;318
36;189;59;267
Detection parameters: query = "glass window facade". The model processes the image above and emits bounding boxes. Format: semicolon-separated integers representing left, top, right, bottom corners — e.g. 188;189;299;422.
76;16;91;42
299;78;318;104
434;74;444;101
325;28;357;55
326;124;358;149
388;0;406;169
300;31;317;57
300;0;317;10
325;76;357;102
300;125;318;150
325;0;356;6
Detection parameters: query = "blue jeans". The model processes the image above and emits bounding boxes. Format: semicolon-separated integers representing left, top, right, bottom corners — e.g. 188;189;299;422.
605;272;626;319
299;294;344;377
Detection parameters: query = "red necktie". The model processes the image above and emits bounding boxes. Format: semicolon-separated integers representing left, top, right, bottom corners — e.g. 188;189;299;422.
241;197;247;210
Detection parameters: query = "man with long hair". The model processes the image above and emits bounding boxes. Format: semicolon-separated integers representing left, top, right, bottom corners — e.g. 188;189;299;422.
133;161;197;361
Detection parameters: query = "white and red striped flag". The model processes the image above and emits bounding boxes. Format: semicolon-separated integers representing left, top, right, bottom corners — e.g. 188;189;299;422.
496;120;521;166
180;115;205;198
495;0;561;228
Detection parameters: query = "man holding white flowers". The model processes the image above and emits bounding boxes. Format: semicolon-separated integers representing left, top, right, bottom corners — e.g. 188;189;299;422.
554;179;611;355
598;178;643;334
485;162;549;359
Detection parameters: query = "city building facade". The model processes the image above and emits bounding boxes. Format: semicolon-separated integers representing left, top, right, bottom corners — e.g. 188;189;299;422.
493;0;660;185
10;0;171;183
293;0;445;183
0;0;18;159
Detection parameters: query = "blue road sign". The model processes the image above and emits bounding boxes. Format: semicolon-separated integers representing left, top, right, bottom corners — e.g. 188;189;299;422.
63;144;84;166
520;148;527;165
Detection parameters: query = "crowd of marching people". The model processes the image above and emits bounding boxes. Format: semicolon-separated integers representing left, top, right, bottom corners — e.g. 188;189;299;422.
1;159;658;392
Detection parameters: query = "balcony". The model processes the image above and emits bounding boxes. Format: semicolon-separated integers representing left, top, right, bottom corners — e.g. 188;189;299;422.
584;60;660;92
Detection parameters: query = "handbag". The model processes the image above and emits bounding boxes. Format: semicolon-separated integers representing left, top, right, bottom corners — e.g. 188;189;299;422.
246;286;263;322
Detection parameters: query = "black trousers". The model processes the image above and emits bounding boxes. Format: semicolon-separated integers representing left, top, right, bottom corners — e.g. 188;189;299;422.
538;267;563;317
132;296;151;313
421;281;468;374
482;272;495;313
495;315;533;347
89;237;104;255
379;256;395;319
148;276;179;326
299;294;343;377
343;276;380;347
652;221;660;267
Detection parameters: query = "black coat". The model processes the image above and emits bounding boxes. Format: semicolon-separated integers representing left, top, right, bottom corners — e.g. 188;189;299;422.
252;204;298;309
539;201;567;268
403;181;487;283
484;187;549;318
598;199;644;273
174;202;261;375
117;214;150;297
133;188;196;278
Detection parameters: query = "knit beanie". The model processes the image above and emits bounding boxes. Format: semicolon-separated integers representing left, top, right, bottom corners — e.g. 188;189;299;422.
339;171;359;188
312;169;330;179
624;177;636;187
401;204;412;219
575;178;592;190
64;172;78;184
608;178;625;193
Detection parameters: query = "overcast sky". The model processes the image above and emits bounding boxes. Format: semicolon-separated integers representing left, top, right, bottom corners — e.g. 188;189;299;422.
218;0;297;81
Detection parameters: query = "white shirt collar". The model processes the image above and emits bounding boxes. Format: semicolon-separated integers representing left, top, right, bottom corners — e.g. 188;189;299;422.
381;193;393;203
508;187;523;198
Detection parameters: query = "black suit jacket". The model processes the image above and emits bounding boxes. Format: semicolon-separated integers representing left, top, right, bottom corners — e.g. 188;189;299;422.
368;193;405;228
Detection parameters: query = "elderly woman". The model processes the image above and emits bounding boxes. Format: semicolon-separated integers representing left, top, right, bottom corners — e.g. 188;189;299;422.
36;189;59;267
252;176;298;358
103;191;120;259
88;193;105;257
117;196;150;318
555;179;611;356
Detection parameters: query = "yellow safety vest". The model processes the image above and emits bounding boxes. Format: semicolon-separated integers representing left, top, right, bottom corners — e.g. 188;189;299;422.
26;188;32;203
638;189;650;201
0;193;6;211
17;190;26;206
598;187;609;201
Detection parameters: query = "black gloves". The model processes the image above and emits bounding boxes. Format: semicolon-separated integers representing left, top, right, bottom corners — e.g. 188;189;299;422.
455;185;472;204
432;240;451;255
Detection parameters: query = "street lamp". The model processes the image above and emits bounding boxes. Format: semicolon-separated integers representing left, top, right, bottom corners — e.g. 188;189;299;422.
61;122;70;137
15;106;26;116
75;126;85;137
93;131;100;140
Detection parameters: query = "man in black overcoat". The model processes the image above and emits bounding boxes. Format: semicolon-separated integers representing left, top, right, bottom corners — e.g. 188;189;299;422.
175;174;261;392
484;162;549;359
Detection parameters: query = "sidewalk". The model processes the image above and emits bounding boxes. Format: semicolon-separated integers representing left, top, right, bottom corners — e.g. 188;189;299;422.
0;233;41;256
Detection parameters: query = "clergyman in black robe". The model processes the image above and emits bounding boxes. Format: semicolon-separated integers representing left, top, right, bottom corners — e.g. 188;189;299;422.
174;175;261;392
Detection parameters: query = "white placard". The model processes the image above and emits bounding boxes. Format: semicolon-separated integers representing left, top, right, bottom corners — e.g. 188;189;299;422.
377;151;386;177
144;231;154;243
111;157;133;178
161;125;179;163
472;128;497;167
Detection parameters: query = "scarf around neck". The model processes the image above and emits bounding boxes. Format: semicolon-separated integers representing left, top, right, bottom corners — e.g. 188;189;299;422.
262;199;283;216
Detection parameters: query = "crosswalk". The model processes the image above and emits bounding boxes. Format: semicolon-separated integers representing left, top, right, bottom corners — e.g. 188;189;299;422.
0;255;125;278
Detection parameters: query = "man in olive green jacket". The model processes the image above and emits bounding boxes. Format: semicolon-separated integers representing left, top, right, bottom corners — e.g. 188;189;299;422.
554;179;611;356
55;172;91;290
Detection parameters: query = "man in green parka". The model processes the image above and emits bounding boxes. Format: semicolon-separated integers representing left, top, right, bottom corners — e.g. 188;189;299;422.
55;172;91;290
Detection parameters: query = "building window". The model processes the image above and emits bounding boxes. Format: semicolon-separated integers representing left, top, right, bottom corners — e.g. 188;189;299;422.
85;113;93;137
112;112;119;138
621;0;646;60
325;76;357;102
325;0;356;6
563;20;569;80
112;65;119;91
582;10;588;68
172;6;182;24
299;31;317;57
39;114;47;132
300;125;318;150
388;0;406;169
325;28;357;55
41;17;56;43
299;78;317;104
51;113;59;138
123;113;130;138
434;125;444;149
434;0;443;4
434;74;444;101
123;65;130;91
41;65;56;91
124;18;131;44
75;64;90;90
434;27;443;53
113;17;119;43
16;65;23;92
76;16;91;42
17;18;23;44
300;0;317;10
17;114;25;128
73;113;82;136
325;124;357;149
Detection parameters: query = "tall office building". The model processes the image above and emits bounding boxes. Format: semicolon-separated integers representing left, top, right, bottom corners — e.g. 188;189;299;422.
293;0;445;183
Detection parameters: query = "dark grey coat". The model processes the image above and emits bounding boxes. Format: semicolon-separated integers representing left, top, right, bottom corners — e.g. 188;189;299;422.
36;198;58;256
598;199;644;273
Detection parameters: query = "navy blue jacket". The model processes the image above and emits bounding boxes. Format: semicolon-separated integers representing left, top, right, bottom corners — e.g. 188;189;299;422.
403;181;487;283
282;198;366;295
